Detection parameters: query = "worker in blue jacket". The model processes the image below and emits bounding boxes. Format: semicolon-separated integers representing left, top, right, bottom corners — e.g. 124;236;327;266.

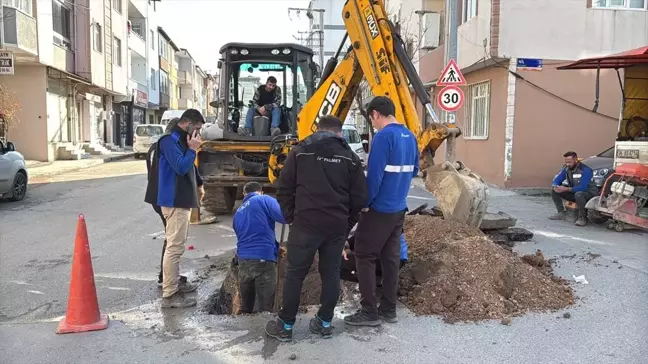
344;96;419;327
233;182;286;313
155;109;205;309
550;151;598;226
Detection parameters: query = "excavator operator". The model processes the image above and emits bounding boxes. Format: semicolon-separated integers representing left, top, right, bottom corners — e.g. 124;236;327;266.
238;76;282;137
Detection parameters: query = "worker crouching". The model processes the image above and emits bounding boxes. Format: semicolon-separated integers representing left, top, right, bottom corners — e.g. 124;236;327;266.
233;182;286;313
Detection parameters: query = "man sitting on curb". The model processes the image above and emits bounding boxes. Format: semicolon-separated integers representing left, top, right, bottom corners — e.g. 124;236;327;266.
549;151;598;226
233;182;286;313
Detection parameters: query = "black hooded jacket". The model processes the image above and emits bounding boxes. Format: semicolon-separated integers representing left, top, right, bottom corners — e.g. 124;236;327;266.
276;131;367;235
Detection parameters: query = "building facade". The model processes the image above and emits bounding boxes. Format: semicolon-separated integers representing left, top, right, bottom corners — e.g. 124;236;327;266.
157;26;179;120
1;0;132;161
417;0;648;188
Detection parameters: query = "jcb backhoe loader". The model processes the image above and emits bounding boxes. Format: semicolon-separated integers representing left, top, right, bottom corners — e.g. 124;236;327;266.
199;0;488;226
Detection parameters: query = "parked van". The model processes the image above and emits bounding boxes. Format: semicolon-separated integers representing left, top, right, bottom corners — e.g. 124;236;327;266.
133;124;165;158
342;124;367;165
160;110;185;126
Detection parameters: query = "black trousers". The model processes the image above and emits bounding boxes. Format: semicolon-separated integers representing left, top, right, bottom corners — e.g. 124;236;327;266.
340;251;406;283
354;209;405;316
238;260;277;314
279;226;346;325
551;190;595;218
152;204;167;282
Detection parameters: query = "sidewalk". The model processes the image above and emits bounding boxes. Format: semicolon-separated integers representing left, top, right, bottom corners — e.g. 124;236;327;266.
26;152;135;179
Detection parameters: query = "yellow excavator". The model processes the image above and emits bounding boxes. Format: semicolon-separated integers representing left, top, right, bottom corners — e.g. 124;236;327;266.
199;0;488;226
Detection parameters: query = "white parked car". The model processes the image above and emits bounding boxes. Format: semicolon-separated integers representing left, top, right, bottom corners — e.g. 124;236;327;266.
0;141;28;201
133;124;165;158
342;125;367;165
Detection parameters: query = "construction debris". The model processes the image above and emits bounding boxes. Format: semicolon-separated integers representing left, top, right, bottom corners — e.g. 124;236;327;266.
399;215;574;323
479;211;518;230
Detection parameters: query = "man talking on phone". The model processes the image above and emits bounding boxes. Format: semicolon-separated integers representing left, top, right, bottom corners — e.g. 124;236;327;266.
156;109;205;308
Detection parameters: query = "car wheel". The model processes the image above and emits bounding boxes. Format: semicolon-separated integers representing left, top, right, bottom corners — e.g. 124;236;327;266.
9;170;27;201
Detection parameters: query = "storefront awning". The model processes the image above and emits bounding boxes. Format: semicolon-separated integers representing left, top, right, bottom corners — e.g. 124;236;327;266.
557;46;648;70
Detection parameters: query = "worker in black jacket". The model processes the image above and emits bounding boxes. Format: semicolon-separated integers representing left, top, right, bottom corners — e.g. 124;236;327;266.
265;115;368;342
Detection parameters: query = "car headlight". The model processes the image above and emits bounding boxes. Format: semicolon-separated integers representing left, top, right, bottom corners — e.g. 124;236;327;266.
355;147;364;154
594;168;609;177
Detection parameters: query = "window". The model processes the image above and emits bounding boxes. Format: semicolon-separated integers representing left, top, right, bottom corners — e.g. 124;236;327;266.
160;71;169;94
462;0;477;23
343;129;361;144
158;35;164;56
113;0;122;13
592;0;646;8
113;37;121;67
150;30;155;49
150;69;157;90
52;0;72;49
464;81;490;139
598;146;615;158
148;115;155;124
131;23;143;38
2;0;33;16
93;24;102;52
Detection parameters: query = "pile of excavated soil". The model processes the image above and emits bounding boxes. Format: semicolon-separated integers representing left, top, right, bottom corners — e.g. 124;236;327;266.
211;253;348;315
400;215;574;323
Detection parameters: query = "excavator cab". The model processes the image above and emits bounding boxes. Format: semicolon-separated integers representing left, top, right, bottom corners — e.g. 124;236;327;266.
198;43;318;215
214;43;318;140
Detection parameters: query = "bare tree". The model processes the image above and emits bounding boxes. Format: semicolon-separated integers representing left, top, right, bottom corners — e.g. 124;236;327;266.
0;82;21;140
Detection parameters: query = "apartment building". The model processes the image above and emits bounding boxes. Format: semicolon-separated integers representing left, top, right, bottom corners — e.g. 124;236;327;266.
117;0;158;146
157;26;179;120
176;48;197;110
414;0;648;188
204;73;218;117
1;0;130;161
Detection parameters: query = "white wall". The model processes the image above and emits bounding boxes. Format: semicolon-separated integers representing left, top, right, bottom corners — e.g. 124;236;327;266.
89;1;106;88
131;55;147;85
147;0;159;105
498;0;648;60
457;0;491;68
112;0;129;95
36;0;54;65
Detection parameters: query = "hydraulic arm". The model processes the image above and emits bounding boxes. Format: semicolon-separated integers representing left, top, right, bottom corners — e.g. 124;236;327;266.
271;0;489;227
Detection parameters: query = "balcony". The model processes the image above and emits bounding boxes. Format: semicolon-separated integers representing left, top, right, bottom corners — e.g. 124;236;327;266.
52;45;74;73
128;32;146;58
179;98;194;109
160;92;170;108
177;70;191;85
1;6;38;59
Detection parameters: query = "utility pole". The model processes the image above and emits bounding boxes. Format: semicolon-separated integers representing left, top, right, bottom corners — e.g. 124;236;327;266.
444;0;458;163
288;4;325;67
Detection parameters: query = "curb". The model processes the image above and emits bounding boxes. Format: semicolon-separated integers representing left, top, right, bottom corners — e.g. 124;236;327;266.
28;153;136;179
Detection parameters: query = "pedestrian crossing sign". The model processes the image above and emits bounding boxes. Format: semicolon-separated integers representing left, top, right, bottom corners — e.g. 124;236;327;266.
436;59;466;86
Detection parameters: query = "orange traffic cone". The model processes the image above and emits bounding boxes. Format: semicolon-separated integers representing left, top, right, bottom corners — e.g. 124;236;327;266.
56;214;109;334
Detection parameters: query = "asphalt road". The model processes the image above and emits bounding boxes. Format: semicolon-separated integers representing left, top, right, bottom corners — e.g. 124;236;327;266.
0;160;646;364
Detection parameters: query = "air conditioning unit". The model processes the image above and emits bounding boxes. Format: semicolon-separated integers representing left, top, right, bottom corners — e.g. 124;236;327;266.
421;12;441;49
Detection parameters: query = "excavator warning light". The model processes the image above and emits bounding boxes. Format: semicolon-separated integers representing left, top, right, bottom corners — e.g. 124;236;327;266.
271;49;280;55
230;49;238;55
240;49;249;55
282;48;291;55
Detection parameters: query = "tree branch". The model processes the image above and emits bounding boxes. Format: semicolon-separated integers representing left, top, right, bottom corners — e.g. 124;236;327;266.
0;82;21;129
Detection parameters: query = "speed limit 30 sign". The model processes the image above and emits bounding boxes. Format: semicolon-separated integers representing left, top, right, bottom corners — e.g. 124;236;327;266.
437;85;464;112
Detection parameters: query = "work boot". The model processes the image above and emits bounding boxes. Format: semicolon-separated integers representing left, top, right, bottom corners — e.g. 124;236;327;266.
548;211;566;220
161;292;197;308
575;217;587;226
378;308;398;323
238;127;251;136
343;309;381;327
270;127;281;137
309;316;333;338
178;280;198;293
157;275;187;288
265;318;293;342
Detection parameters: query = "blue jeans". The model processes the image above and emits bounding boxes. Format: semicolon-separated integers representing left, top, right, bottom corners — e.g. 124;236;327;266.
245;106;281;129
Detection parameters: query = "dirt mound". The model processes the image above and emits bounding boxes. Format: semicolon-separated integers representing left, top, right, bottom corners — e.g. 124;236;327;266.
400;215;574;323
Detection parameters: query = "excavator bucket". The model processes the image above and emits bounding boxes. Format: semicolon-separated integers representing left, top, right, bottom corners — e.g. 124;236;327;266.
423;161;489;228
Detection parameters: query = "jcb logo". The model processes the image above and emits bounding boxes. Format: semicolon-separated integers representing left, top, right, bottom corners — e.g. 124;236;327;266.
363;8;379;39
311;82;342;132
